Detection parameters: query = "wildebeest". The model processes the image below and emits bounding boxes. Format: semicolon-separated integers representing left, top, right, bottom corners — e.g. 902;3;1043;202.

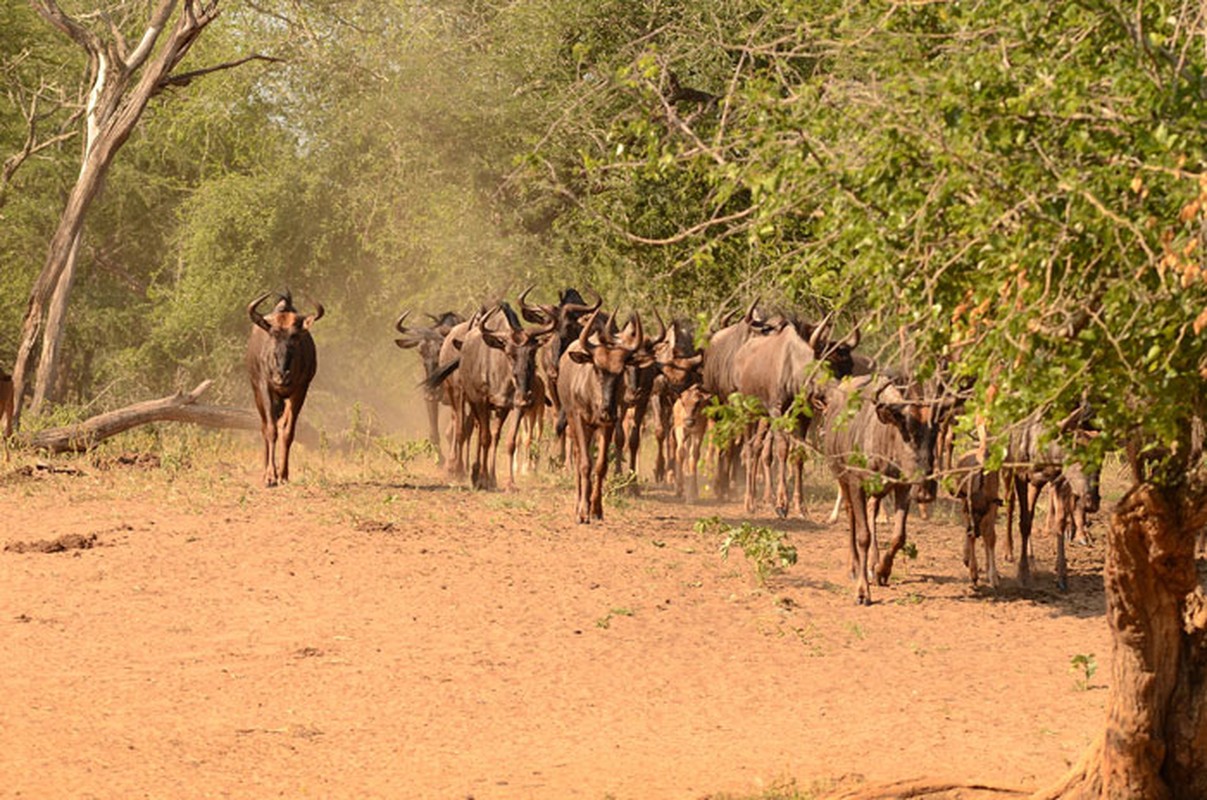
650;318;705;486
435;303;555;490
732;315;859;517
519;286;601;463
952;451;1002;589
0;370;13;461
612;313;673;478
700;300;774;500
816;375;946;605
394;309;464;465
1002;407;1100;591
246;290;323;487
428;310;484;478
670;383;711;503
557;309;650;523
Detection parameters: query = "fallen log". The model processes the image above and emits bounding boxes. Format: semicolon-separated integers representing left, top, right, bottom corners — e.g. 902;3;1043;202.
12;380;320;453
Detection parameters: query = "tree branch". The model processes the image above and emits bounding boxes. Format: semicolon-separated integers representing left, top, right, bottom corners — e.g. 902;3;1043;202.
154;53;284;95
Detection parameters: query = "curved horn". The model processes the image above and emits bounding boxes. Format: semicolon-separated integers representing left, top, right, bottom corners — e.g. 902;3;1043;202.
562;287;603;316
302;293;324;324
395;310;411;334
650;308;668;348
518;285;550;325
743;297;760;324
577;308;603;351
844;324;861;350
248;292;272;332
808;310;835;351
629;311;645;351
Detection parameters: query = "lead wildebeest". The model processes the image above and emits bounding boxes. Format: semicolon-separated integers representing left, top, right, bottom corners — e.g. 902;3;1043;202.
816;375;948;605
394;310;464;466
246;290;324;487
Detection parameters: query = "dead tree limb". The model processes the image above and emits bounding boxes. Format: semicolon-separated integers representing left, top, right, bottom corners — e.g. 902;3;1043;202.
10;380;319;453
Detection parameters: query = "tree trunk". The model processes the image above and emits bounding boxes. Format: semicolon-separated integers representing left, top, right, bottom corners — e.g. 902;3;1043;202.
1035;481;1207;800
30;229;82;413
12;0;223;429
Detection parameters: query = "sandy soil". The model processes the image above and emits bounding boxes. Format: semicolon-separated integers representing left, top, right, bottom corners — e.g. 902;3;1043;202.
1;441;1117;800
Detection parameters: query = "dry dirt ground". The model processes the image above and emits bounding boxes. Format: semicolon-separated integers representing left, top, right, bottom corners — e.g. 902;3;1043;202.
1;435;1121;800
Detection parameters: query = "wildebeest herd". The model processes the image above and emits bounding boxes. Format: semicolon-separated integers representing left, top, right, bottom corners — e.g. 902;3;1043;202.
250;286;1105;605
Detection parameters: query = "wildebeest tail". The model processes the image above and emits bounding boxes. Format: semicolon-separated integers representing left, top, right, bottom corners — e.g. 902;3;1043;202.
555;407;567;439
423;358;461;390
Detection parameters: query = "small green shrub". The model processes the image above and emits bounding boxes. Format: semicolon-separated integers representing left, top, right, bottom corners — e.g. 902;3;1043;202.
715;521;798;586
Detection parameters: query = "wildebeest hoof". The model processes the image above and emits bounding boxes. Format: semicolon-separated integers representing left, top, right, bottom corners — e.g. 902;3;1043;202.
775;505;787;519
857;595;872;606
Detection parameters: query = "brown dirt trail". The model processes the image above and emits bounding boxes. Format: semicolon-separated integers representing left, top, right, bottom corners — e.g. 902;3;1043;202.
1;446;1113;799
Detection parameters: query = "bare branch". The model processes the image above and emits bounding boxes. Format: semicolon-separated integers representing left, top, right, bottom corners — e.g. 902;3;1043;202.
154;54;284;95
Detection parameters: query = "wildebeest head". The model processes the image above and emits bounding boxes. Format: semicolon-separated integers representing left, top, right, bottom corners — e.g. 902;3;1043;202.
568;308;651;423
396;310;464;400
519;285;602;357
652;315;705;390
481;303;556;409
873;381;947;503
676;383;711;432
249;291;324;388
796;313;860;381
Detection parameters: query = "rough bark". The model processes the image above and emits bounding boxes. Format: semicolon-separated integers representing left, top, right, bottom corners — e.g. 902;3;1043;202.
1034;480;1207;800
11;381;319;453
30;229;81;413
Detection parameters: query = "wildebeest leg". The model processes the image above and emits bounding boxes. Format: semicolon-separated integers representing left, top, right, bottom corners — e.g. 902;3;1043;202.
488;408;510;491
470;404;492;490
1014;476;1038;587
504;409;522;491
828;491;844;524
963;497;980;586
867;495;882;582
277;392;306;484
262;394;285;487
590;423;612;520
790;446;807;519
1048;488;1069;592
845;482;873;605
715;439;733;502
1003;472;1016;563
626;398;646;476
685;430;702;504
980;500;1001;589
568;415;591;523
874;484;912;586
653;397;669;484
672;424;686;500
742;423;762;513
773;428;790;519
761;423;776;510
426;397;443;466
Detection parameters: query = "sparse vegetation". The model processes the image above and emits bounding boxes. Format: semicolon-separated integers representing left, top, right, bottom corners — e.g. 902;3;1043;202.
698;516;798;587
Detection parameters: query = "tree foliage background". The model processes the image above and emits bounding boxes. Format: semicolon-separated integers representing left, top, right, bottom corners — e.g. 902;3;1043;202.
2;0;1205;450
